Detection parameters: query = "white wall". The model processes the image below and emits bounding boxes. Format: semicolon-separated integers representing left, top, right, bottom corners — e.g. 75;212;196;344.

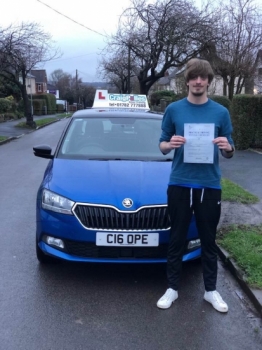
254;57;262;94
25;76;36;94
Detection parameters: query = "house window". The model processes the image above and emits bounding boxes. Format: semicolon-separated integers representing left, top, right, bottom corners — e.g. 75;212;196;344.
258;68;262;75
37;84;42;92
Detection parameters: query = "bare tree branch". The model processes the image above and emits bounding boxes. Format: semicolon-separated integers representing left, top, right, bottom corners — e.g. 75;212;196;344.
203;0;262;99
100;0;222;94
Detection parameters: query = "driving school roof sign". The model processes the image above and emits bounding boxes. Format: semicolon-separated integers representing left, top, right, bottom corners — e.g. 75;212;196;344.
93;90;150;110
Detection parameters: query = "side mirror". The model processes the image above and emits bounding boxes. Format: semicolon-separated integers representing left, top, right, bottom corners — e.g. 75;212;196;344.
33;145;54;159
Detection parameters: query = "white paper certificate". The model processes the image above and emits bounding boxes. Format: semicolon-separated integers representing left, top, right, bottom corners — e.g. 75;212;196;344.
184;123;215;164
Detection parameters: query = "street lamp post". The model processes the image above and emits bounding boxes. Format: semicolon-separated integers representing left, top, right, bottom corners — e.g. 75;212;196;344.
28;46;33;119
30;71;33;117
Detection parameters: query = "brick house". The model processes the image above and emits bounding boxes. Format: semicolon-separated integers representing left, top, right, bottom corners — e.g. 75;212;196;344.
30;70;48;94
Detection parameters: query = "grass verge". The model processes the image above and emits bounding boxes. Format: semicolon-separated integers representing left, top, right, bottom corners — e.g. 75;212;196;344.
0;135;8;142
221;178;259;204
217;225;262;289
219;180;261;290
16;113;72;129
56;113;72;118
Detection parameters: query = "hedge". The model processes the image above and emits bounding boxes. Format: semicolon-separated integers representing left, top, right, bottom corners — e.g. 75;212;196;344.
208;95;231;111
56;103;65;113
33;93;56;114
150;90;176;106
231;95;262;150
32;99;47;116
150;90;232;111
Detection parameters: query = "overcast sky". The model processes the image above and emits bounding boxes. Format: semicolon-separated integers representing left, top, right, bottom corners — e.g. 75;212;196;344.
4;0;257;83
1;0;132;82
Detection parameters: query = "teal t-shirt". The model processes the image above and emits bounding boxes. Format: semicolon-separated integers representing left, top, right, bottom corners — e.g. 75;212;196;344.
159;98;234;189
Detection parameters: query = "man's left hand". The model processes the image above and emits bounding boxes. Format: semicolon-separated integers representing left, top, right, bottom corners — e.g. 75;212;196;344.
213;137;233;152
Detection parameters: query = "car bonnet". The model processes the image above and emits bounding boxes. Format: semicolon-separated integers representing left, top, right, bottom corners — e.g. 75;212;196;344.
44;159;170;210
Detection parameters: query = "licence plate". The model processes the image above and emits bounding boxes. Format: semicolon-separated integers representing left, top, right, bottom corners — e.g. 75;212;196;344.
96;232;159;247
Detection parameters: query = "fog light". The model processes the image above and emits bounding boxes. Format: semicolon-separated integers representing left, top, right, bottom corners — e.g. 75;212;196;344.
187;239;201;250
46;236;65;249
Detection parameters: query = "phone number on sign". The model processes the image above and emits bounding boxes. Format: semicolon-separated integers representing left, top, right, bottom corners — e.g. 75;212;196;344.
109;103;146;108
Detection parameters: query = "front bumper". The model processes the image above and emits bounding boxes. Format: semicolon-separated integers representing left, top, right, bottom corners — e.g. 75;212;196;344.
38;240;201;263
36;207;200;263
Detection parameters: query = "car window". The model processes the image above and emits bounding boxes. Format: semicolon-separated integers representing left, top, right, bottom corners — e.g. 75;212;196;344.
58;116;174;160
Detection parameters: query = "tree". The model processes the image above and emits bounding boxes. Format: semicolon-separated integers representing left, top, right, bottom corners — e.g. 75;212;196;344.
49;69;71;99
49;69;82;105
99;47;137;93
100;0;222;95
49;69;96;108
79;85;96;108
203;0;262;100
0;22;61;126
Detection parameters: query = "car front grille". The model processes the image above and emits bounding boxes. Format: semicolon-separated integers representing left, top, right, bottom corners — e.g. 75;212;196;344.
73;204;170;231
64;240;168;259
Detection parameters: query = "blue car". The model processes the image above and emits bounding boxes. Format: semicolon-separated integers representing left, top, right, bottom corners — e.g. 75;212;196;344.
34;91;200;264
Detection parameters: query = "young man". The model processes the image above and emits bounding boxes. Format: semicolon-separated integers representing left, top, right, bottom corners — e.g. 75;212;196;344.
157;58;235;313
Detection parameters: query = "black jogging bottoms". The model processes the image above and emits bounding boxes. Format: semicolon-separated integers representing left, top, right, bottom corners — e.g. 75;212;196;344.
166;185;221;292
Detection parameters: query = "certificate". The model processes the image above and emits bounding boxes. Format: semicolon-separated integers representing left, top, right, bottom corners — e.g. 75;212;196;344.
184;123;215;164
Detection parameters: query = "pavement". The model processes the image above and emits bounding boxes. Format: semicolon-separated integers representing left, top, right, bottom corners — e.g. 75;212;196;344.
0;114;62;140
0;116;262;317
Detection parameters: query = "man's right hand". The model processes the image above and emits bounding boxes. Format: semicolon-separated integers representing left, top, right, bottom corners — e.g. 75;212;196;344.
169;135;186;149
159;135;186;154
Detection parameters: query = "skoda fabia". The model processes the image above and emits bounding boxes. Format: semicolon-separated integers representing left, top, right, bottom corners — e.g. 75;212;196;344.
34;90;201;263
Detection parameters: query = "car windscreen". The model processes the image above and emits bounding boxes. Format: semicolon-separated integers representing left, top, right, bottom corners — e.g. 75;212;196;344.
57;116;174;161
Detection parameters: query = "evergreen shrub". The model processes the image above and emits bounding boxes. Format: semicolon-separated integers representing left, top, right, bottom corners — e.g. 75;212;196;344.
0;98;13;113
231;95;262;150
150;90;176;106
33;99;47;116
209;95;231;111
17;99;24;113
33;93;56;114
56;103;64;113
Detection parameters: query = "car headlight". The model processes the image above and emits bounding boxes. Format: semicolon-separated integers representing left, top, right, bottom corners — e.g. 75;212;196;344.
42;189;74;215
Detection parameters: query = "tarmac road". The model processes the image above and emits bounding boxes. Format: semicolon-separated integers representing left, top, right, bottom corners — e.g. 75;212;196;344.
0;119;262;350
220;149;262;200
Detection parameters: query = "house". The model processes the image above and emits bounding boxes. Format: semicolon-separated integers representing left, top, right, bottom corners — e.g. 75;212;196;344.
30;70;48;94
25;73;36;95
150;70;179;92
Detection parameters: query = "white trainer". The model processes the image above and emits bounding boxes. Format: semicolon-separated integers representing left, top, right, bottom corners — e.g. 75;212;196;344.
157;288;178;309
204;291;228;313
